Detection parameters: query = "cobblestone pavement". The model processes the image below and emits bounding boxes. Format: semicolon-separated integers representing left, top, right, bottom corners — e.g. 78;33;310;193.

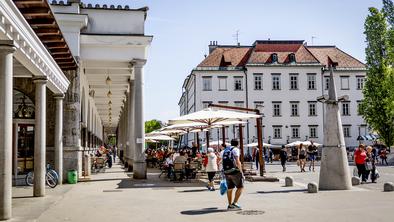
9;159;394;222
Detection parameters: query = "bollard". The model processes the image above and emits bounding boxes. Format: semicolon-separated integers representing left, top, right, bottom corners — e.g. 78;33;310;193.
285;176;293;187
384;182;394;192
307;182;318;193
352;176;361;186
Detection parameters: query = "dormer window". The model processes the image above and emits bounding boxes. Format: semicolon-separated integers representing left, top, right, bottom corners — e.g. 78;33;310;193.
271;53;278;63
289;53;296;63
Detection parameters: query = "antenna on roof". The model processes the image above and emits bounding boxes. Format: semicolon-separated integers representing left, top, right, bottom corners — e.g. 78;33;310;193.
311;36;317;45
233;30;240;46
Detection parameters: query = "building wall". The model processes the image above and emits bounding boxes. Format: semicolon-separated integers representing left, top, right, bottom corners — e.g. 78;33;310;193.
180;66;368;149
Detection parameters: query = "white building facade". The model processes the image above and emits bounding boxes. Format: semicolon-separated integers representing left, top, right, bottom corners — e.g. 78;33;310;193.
179;40;368;149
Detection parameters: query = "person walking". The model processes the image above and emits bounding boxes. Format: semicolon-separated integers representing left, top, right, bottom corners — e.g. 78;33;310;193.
280;145;288;172
253;147;259;170
112;146;117;163
380;147;389;165
206;148;218;191
221;139;244;211
354;144;368;183
298;143;307;172
366;146;377;183
307;141;318;172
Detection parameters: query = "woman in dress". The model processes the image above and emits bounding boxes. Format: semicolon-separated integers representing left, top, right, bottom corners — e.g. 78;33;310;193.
205;148;218;191
298;143;307;172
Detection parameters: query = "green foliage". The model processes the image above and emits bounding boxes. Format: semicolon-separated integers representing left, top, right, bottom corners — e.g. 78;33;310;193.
145;119;162;133
360;1;394;147
108;136;116;146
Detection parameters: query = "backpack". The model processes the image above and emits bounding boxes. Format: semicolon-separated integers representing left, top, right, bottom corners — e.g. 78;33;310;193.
222;147;238;175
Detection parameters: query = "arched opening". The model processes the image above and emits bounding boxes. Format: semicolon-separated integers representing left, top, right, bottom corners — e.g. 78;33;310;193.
13;89;36;177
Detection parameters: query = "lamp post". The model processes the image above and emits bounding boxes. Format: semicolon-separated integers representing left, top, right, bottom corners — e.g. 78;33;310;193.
305;135;309;141
287;135;290;144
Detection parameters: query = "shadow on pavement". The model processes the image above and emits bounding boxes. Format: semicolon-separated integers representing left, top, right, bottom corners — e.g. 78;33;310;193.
79;178;131;183
178;188;208;193
257;189;306;194
180;207;228;215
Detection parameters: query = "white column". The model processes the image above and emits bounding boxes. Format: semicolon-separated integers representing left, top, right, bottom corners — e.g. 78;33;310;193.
133;60;147;179
0;40;15;220
33;76;47;197
54;94;64;185
127;80;135;170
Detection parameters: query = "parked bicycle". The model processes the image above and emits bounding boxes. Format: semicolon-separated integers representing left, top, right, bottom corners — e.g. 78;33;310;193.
25;164;59;188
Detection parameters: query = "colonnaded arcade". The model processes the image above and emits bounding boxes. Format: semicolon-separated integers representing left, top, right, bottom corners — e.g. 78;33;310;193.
0;0;152;220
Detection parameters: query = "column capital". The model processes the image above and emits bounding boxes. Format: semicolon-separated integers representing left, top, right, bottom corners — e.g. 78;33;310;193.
131;59;146;68
32;76;48;84
54;93;65;100
0;40;16;54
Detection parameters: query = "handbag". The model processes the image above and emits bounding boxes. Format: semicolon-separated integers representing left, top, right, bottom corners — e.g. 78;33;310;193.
375;168;380;178
365;161;373;171
353;167;358;177
219;172;227;195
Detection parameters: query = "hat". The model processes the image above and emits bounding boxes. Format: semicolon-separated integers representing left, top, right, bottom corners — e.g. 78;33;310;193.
207;148;214;153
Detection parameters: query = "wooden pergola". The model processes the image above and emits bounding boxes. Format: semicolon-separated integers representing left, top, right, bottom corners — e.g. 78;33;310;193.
13;0;77;71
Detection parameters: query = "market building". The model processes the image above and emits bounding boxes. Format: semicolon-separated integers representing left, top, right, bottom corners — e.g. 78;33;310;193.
0;0;152;220
179;40;368;149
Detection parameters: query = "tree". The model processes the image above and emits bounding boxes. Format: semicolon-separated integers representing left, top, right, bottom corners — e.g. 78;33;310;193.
145;119;162;134
360;1;394;147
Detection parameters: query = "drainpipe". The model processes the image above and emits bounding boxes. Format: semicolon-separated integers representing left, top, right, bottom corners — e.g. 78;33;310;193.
243;68;250;144
321;67;325;136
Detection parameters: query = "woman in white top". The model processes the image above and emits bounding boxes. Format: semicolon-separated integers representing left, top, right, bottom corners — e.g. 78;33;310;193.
206;148;218;191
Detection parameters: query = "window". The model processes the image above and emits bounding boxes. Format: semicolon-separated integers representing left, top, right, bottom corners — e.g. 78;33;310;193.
272;102;281;117
234;101;244;108
202;77;212;91
290;102;299;116
290;74;298;90
273;126;282;139
254;74;263;90
342;102;350;116
272;74;281;90
218;101;228;105
357;100;361;115
234;77;243;91
271;53;278;63
289;53;296;63
202;101;212;108
291;126;300;138
218;77;227;91
343;125;351;137
324;76;330;90
308;102;317;116
309;126;318;138
340;76;349;90
357;76;365;90
307;74;316;90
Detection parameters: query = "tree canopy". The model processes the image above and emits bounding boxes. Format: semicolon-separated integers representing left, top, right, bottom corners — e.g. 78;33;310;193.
360;0;394;147
145;119;163;134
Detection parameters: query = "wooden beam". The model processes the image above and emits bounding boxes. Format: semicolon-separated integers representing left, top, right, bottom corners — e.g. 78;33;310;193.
13;0;47;8
52;54;73;59
40;35;64;43
46;42;67;49
19;7;50;17
49;48;69;53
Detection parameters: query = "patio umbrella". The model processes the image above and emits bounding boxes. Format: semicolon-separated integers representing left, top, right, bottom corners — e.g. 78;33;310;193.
246;142;275;147
169;108;260;149
145;135;175;141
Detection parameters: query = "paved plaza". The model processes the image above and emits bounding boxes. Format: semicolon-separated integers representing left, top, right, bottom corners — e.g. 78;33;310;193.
9;159;394;222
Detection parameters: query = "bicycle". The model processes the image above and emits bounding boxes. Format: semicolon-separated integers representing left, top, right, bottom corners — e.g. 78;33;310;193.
25;164;59;188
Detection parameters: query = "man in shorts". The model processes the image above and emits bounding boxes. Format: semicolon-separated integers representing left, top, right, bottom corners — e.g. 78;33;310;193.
221;139;244;210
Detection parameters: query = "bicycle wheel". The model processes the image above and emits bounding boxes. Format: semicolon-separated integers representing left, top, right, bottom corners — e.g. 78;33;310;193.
25;172;34;186
46;170;59;188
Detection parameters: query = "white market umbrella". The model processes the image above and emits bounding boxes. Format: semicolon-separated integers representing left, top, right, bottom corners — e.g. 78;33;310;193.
246;142;276;148
202;140;230;147
300;141;322;147
168;108;261;125
145;135;175;141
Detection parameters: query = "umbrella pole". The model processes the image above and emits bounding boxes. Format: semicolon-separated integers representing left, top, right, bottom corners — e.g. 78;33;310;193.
239;124;244;164
222;126;226;145
257;117;265;176
206;130;210;150
196;132;200;151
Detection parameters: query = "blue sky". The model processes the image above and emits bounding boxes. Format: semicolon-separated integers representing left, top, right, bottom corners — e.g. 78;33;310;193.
85;0;383;122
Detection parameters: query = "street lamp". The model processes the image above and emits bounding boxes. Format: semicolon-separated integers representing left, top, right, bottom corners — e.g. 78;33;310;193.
287;135;290;144
305;135;309;141
268;136;271;144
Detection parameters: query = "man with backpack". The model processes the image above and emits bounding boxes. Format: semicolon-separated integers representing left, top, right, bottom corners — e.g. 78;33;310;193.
220;139;244;210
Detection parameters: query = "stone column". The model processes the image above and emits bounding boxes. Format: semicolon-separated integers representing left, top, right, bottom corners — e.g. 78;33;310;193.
63;69;81;182
54;94;64;185
318;65;351;190
133;60;147;179
0;40;15;220
127;80;135;171
123;97;129;168
33;76;47;197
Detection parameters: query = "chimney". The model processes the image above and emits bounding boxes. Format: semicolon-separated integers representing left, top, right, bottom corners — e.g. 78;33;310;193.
208;41;218;54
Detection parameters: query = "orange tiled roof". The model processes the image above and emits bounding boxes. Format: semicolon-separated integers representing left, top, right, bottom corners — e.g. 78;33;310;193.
247;40;319;64
198;47;252;67
307;46;365;68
